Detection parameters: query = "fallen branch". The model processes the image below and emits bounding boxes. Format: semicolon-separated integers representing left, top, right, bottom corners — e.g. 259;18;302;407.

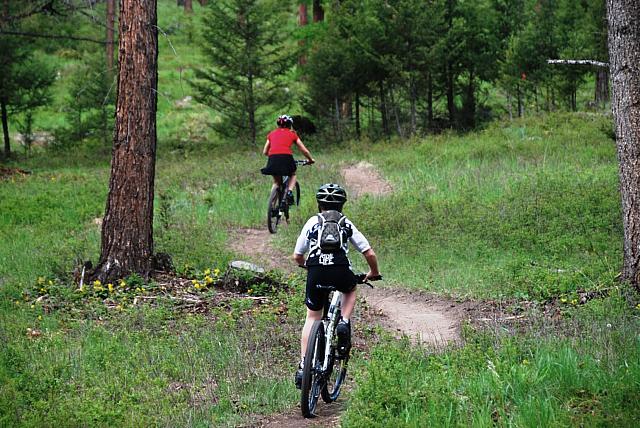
547;59;608;68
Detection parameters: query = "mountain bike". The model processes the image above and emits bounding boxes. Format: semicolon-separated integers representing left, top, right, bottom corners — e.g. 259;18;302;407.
267;159;311;234
300;273;383;418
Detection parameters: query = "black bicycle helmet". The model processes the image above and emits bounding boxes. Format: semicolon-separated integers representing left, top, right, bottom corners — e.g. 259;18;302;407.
276;114;293;128
316;183;348;204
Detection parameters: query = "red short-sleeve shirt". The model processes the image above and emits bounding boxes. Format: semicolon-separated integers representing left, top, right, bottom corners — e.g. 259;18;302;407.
267;128;299;155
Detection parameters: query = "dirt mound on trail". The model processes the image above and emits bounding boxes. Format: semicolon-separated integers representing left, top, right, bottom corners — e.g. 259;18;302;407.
341;161;393;198
359;286;463;346
228;228;294;272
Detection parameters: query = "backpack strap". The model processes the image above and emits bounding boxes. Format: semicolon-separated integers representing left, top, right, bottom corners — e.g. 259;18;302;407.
309;213;325;253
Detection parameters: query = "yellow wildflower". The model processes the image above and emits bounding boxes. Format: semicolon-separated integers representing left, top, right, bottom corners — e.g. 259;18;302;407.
205;276;213;285
213;268;220;276
119;279;126;288
204;268;211;275
560;298;567;303
571;299;577;305
191;279;199;285
108;283;114;293
93;280;102;287
38;315;42;321
48;280;53;286
37;277;45;285
522;359;530;366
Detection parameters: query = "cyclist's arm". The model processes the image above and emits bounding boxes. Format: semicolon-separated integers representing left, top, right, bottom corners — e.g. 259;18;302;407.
294;138;315;164
262;139;270;156
362;248;380;279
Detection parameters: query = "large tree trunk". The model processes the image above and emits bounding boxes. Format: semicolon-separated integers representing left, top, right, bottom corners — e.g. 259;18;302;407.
1;98;9;159
184;0;192;13
106;0;116;76
607;0;640;291
94;0;158;283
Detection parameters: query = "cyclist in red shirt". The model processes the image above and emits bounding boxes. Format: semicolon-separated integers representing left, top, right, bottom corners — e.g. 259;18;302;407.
261;115;315;204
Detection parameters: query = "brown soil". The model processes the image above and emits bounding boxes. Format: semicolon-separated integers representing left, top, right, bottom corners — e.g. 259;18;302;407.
341;161;393;198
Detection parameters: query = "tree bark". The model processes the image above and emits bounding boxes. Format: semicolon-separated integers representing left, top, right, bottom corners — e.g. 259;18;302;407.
184;0;192;13
94;0;158;282
198;0;207;5
596;69;610;106
298;3;308;65
1;98;9;159
106;0;116;76
379;80;389;136
355;91;360;139
312;0;324;22
606;0;640;290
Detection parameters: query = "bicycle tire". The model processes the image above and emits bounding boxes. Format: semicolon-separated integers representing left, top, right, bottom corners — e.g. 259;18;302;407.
267;186;281;234
301;320;325;418
295;182;301;206
321;354;347;403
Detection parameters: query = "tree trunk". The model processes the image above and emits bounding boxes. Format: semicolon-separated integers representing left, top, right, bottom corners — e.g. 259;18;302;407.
355;91;360;139
106;0;116;77
312;0;324;22
298;3;308;65
94;0;158;283
184;0;192;13
198;0;207;5
607;0;640;291
379;80;389;136
1;98;9;159
446;62;455;126
427;72;433;128
596;69;610;106
248;72;256;145
409;77;416;136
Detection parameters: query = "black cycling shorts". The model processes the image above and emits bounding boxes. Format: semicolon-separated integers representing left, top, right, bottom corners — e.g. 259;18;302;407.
305;265;357;311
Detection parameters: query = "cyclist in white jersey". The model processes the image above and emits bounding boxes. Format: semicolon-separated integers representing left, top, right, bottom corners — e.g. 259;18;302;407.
292;183;380;388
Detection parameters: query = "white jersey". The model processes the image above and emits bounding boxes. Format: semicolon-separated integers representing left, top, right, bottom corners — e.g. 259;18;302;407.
294;214;371;266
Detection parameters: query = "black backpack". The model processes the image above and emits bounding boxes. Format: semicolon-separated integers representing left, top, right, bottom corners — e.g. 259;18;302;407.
316;210;352;252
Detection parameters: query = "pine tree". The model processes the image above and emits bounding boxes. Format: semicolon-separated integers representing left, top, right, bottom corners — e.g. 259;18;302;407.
191;0;295;145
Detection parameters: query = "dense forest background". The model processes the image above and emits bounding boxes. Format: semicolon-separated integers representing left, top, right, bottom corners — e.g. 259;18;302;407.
0;0;610;155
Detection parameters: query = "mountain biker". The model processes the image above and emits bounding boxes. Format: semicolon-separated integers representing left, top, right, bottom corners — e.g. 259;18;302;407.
292;183;381;389
261;114;315;205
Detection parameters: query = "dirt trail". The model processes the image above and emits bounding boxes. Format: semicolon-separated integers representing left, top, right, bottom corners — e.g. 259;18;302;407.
232;161;464;426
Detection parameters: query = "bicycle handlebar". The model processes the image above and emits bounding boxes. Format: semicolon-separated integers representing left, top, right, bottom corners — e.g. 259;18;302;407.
295;159;313;166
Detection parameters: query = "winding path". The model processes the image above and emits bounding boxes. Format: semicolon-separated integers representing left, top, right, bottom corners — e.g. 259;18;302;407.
232;161;465;426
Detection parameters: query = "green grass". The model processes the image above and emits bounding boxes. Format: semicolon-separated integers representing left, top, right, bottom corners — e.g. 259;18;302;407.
344;295;640;427
1;0;637;425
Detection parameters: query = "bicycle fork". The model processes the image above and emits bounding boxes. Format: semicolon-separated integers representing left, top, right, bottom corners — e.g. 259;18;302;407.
322;291;342;372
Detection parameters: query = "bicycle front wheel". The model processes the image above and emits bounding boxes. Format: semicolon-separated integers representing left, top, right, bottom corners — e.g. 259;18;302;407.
321;353;348;403
301;320;326;418
267;187;281;234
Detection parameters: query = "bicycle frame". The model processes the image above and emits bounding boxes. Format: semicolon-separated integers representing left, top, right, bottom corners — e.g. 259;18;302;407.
322;290;343;371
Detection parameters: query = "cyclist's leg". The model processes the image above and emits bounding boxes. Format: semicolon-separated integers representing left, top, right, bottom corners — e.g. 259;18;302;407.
301;307;323;359
272;175;283;189
341;290;356;319
287;173;297;192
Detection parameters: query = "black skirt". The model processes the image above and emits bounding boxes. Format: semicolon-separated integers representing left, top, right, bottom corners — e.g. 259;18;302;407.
261;154;296;176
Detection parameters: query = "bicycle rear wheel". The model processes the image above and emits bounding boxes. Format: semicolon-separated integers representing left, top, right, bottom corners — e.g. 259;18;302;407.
301;320;326;418
267;187;281;234
321;353;347;403
295;182;301;206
